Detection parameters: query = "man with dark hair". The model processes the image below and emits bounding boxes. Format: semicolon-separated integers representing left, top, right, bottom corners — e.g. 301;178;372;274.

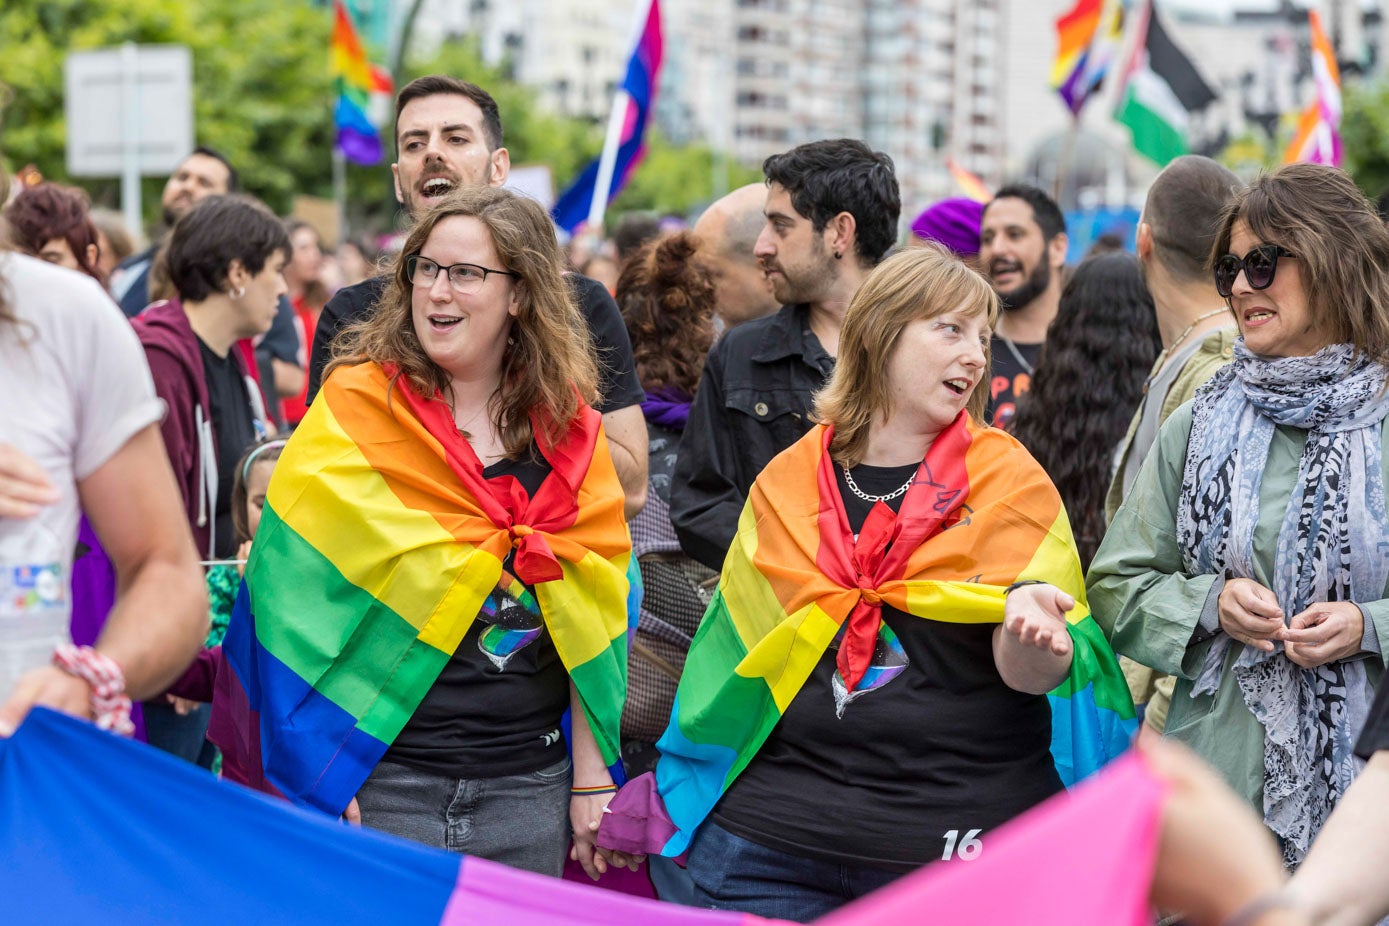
1106;154;1241;733
307;75;649;518
670;138;900;570
113;146;239;318
692;184;779;329
612;213;662;270
979;184;1068;431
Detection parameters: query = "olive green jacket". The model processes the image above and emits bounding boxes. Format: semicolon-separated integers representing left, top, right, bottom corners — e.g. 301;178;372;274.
1088;401;1389;809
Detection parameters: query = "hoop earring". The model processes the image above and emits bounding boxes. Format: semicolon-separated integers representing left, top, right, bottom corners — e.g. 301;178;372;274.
229;285;246;300
833;251;842;260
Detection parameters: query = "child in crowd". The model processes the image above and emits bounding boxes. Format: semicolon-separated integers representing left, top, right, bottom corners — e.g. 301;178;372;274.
166;438;285;770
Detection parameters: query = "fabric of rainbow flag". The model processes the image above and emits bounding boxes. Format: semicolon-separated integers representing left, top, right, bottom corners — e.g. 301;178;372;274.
605;417;1137;858
332;0;393;165
216;362;631;815
1051;0;1125;116
0;707;1165;925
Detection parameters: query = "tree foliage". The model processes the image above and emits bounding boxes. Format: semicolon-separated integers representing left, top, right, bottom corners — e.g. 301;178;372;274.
0;0;334;225
1342;78;1389;200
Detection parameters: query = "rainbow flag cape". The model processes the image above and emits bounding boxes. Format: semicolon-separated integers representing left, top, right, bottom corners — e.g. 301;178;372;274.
552;0;663;233
217;362;630;815
603;417;1136;858
0;707;1166;925
1051;0;1125;116
1283;10;1342;167
331;0;394;165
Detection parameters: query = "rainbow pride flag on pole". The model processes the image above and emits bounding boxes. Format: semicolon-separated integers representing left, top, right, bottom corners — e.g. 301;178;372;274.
946;157;992;204
332;0;394;165
552;0;663;234
603;418;1137;858
1051;0;1125;116
1283;10;1342;166
217;362;631;815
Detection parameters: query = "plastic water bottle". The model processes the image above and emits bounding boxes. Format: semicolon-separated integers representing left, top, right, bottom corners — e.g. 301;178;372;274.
0;530;70;700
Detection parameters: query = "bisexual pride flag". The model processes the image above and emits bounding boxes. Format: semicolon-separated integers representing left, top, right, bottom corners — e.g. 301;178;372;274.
552;0;663;234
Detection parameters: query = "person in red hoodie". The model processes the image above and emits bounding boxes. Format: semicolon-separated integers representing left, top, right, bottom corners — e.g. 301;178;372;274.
134;195;289;764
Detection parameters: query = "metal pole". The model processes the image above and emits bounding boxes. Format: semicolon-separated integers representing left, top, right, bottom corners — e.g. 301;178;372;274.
587;89;630;232
120;42;143;239
333;147;347;244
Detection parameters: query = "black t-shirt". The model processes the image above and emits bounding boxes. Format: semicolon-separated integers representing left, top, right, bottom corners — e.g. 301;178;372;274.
386;449;571;779
711;461;1062;873
198;339;258;559
985;335;1042;433
306;274;645;415
1356;672;1389;759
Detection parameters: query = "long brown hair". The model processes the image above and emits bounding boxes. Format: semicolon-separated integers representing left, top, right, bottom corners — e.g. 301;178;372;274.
614;231;716;396
329;187;597;456
1212;163;1389;363
814;247;999;467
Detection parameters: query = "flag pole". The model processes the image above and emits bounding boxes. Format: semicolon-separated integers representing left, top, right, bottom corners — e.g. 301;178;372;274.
1054;112;1080;207
587;89;631;232
333;147;347;243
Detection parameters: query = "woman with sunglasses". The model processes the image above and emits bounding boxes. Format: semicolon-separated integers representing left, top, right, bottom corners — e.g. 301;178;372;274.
222;187;630;879
1089;163;1389;867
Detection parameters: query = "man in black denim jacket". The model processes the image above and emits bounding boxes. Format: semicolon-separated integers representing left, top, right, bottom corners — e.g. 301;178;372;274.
670;139;900;571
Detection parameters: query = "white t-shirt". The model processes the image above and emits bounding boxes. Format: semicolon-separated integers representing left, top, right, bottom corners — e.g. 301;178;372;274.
0;254;163;696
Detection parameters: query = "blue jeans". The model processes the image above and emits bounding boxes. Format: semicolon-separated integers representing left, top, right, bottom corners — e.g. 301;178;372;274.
354;757;572;877
684;821;905;922
142;700;215;769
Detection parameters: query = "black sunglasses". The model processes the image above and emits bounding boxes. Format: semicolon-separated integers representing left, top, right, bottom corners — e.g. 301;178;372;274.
1213;245;1296;299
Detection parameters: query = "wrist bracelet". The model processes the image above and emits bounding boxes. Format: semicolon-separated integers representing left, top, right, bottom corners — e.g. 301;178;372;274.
572;784;619;796
1006;579;1046;595
51;644;135;737
1222;891;1298;926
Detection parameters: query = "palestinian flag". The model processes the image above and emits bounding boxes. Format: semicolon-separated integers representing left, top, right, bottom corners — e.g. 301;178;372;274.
1115;0;1217;166
601;417;1137;859
216;361;631;815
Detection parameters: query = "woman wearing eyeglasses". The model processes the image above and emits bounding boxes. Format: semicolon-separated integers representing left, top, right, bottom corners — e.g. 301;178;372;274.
1089;163;1389;868
223;187;630;878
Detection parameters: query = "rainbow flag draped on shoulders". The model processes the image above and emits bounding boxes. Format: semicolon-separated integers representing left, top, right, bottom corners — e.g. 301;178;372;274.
601;415;1135;858
217;362;630;815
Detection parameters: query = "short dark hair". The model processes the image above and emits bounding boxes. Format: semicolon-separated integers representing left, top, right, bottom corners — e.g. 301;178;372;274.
190;145;240;194
164;196;290;302
762;139;900;266
986;184;1066;242
1143;155;1241;283
393;76;504;151
613;213;661;264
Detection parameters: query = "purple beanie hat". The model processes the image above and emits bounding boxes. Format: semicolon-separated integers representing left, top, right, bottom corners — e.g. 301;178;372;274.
910;198;984;257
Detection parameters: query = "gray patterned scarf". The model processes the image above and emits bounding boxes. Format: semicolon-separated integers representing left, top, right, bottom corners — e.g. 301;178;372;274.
1177;340;1389;866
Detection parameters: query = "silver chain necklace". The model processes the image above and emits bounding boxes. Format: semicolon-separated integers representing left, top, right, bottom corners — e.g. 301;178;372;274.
841;465;916;503
995;333;1035;376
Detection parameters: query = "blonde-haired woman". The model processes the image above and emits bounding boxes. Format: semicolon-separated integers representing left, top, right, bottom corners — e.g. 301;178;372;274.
220;187;630;880
597;247;1134;922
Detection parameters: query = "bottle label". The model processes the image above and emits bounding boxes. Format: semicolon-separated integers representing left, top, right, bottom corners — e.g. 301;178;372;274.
0;563;66;617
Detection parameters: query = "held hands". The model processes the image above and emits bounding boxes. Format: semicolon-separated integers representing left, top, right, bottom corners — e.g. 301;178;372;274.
571;785;645;880
1002;584;1074;658
1283;602;1364;669
1218;580;1364;667
0;444;58;519
1217;579;1284;653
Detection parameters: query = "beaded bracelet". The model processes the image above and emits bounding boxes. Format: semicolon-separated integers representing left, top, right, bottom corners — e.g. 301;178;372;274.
51;644;135;737
571;784;619;796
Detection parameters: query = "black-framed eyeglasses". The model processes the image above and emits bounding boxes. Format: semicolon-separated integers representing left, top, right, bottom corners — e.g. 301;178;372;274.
406;254;519;294
1213;245;1296;298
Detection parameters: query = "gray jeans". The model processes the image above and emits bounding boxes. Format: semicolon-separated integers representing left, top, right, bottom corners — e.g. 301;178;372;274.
355;756;573;877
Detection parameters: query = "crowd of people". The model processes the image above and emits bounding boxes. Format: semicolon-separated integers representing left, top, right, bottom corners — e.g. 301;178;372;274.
6;70;1389;926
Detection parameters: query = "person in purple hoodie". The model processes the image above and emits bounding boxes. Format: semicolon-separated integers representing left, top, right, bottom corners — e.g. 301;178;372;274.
134;196;288;764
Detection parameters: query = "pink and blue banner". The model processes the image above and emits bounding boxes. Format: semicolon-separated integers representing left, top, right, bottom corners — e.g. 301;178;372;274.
552;0;663;234
0;709;1165;925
